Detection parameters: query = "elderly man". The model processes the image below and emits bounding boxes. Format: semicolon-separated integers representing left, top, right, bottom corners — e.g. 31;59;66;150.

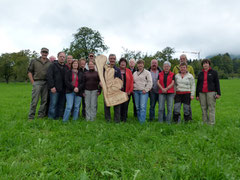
172;54;195;78
47;52;67;119
148;59;162;121
104;54;122;123
28;47;51;120
126;58;137;117
49;55;56;63
65;55;73;70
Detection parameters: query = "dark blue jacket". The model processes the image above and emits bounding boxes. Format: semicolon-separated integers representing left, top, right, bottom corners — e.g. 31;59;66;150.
113;65;122;79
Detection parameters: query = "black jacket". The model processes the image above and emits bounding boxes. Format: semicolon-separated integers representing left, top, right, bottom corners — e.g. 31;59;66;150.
47;62;67;92
196;69;221;97
65;70;84;96
79;67;88;73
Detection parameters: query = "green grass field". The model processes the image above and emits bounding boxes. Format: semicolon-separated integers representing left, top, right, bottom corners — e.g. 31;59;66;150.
0;80;240;179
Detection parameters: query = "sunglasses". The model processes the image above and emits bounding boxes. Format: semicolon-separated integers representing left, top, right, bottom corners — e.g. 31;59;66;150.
89;55;94;58
41;51;48;54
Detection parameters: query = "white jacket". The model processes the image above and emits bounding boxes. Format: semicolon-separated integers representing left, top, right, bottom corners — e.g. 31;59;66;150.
133;69;153;92
175;72;195;96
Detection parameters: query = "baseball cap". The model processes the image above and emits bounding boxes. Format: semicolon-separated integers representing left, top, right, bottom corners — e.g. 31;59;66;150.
41;47;49;53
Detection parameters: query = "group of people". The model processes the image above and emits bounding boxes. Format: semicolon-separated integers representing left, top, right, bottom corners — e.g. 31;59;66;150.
28;47;221;125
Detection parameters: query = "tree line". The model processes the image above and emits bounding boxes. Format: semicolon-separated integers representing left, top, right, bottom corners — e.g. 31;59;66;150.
0;27;239;83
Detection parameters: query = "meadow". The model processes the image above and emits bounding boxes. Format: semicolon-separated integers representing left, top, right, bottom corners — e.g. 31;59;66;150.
0;80;240;179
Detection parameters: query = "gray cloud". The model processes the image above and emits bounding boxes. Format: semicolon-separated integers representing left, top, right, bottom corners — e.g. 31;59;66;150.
0;0;240;58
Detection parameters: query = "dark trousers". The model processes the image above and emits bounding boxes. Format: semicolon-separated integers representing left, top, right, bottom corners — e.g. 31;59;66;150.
45;91;50;117
104;102;120;123
127;93;137;118
149;91;159;121
120;100;129;122
81;96;86;117
173;93;192;122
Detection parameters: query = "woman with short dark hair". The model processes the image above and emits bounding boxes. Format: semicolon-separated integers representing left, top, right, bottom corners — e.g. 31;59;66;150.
196;59;221;125
119;58;134;122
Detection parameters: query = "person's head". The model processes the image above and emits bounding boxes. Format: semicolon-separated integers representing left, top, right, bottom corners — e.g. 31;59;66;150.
67;55;73;65
180;54;187;63
119;58;128;70
57;52;66;64
151;59;158;70
49;55;56;62
137;59;145;71
71;60;79;69
201;59;211;70
88;60;95;70
129;58;136;69
179;62;187;74
109;54;116;66
79;58;86;69
88;52;95;61
163;61;171;73
40;47;49;59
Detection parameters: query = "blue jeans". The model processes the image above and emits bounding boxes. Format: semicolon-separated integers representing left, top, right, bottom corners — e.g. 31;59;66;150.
63;92;82;122
158;93;174;123
48;91;66;119
149;91;159;121
134;90;149;123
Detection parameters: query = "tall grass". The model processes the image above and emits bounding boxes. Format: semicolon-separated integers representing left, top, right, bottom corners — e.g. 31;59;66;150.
0;80;240;179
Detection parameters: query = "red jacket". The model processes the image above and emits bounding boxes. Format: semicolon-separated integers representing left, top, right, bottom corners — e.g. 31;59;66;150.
158;71;175;94
125;68;134;93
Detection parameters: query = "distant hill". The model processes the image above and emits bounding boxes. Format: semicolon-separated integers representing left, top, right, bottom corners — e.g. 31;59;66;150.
206;54;240;59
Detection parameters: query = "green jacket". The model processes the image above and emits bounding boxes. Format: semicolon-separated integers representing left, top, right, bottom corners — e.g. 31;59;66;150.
172;65;195;78
28;57;51;80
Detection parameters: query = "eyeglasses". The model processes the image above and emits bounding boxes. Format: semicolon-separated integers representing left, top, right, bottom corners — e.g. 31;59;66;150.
41;51;48;54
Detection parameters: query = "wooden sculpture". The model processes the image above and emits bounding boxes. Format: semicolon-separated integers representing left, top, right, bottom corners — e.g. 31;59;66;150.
95;55;129;107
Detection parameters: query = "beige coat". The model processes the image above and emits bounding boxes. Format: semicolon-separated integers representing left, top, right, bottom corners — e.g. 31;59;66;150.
133;69;153;92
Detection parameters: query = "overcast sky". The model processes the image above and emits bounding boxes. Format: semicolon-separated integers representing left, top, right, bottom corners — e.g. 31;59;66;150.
0;0;239;59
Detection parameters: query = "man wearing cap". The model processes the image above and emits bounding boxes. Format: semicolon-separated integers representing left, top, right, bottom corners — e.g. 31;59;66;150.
85;52;96;71
28;47;51;120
